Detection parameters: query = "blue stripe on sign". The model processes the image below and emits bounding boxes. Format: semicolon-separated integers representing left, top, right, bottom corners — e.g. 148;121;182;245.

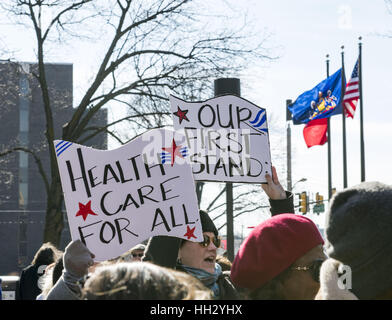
56;142;73;156
249;110;264;125
253;113;267;128
55;140;66;149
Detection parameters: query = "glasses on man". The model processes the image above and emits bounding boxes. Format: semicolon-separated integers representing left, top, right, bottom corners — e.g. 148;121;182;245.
132;253;144;258
291;259;324;283
199;234;221;248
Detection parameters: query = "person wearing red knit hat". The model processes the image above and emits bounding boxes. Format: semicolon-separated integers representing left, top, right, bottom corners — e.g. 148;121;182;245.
231;213;326;300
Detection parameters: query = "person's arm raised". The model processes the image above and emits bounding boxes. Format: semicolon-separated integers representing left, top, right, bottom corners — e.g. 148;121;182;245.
262;166;294;215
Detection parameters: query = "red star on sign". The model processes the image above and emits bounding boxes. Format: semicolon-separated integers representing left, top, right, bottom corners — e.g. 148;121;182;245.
162;138;184;166
184;225;197;240
75;200;98;221
173;106;189;124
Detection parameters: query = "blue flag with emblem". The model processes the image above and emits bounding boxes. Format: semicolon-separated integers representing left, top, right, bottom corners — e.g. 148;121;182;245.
289;68;344;125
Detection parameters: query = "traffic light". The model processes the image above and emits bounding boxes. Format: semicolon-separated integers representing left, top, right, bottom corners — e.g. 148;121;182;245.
299;191;307;214
314;192;325;214
316;192;324;204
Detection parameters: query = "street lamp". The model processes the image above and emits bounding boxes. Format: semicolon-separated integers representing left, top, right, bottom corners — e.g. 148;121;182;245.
293;178;307;190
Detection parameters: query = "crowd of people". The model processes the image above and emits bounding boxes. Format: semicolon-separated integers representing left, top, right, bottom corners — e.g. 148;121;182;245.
16;166;392;300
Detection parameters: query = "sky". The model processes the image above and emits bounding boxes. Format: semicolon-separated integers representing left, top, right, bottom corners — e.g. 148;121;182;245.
216;0;392;236
1;0;391;242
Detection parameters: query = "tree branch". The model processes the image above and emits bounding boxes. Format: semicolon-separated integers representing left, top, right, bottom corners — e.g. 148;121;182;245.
0;147;50;195
78;111;170;144
42;0;93;41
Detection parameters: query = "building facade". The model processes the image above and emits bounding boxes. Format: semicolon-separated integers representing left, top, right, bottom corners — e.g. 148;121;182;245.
0;61;107;275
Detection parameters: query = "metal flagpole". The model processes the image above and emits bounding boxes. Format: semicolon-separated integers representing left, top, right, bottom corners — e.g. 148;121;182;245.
341;46;348;188
326;54;332;200
286;99;293;192
358;36;366;181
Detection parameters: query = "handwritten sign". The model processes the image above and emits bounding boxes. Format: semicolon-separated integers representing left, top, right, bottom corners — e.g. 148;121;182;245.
54;129;202;261
170;94;272;183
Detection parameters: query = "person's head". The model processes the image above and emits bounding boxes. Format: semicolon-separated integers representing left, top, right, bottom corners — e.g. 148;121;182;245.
321;181;392;300
31;242;61;267
81;262;212;300
130;244;146;262
231;214;325;300
118;244;147;262
178;210;220;274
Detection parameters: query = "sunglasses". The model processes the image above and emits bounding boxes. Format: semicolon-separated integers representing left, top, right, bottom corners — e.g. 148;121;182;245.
132;253;143;258
199;234;221;248
291;259;324;283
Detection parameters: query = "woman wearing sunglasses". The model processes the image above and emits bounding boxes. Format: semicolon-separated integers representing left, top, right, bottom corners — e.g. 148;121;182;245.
229;167;327;300
178;209;239;299
143;166;295;299
144;209;239;299
230;213;326;300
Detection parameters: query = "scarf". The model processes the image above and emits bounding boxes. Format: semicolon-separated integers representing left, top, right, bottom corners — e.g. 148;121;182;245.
177;262;222;298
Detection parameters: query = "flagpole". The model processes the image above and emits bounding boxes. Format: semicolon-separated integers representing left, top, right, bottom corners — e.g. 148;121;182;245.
358;36;365;181
286;99;293;192
326;54;332;200
341;45;348;188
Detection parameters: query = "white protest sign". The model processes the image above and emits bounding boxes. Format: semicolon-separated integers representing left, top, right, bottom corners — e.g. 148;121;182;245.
170;94;272;183
54;128;202;261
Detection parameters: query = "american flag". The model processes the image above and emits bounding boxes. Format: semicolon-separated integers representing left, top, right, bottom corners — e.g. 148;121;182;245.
343;58;360;118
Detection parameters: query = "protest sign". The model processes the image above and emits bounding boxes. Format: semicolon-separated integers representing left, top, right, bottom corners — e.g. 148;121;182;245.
170;94;272;183
54;128;202;261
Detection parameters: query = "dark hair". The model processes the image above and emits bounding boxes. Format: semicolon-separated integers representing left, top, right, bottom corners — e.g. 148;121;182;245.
52;255;64;286
81;262;212;300
216;255;232;272
247;267;292;300
31;243;61;266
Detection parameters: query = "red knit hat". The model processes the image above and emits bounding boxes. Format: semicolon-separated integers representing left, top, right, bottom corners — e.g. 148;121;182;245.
230;214;324;290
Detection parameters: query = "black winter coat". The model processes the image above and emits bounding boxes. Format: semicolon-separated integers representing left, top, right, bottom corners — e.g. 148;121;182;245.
18;264;41;300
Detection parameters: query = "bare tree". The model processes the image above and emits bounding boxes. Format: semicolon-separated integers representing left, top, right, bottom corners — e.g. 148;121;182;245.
198;124;287;235
0;0;276;246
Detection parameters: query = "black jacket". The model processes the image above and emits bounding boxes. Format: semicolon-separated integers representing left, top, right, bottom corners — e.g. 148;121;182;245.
18;264;41;300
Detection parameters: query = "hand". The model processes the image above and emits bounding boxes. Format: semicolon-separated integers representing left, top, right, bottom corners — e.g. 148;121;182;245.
63;240;95;279
262;166;286;200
